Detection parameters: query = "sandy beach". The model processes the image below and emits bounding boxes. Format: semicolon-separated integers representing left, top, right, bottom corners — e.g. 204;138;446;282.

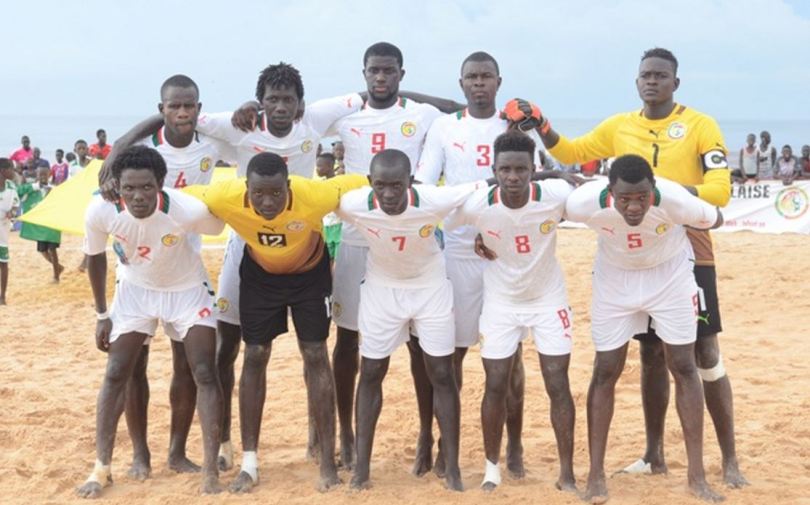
1;229;808;505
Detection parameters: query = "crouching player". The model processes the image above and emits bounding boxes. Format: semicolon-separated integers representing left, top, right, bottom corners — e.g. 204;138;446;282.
564;154;725;503
76;146;225;498
447;130;576;492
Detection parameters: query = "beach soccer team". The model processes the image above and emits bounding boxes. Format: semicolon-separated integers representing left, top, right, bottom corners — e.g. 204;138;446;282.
71;42;747;503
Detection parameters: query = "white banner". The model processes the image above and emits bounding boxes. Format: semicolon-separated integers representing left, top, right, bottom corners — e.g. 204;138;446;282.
719;180;810;234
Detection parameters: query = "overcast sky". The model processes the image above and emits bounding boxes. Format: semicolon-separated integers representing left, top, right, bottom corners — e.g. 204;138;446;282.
3;0;808;121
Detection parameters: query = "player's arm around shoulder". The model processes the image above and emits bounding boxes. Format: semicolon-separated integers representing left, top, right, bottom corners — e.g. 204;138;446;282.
308;93;364;136
172;189;226;236
563;178;606;223
658;178;723;230
335;186;371;223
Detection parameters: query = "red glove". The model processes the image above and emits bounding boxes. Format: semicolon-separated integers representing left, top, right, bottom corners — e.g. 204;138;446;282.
502;98;543;131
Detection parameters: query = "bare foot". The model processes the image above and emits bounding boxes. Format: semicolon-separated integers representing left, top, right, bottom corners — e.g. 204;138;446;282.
722;461;749;489
506;442;525;479
76;480;105;499
127;457;151;481
411;433;433;476
481;481;497;492
228;471;257;494
317;473;342;492
583;473;609;504
200;473;222;495
169;455;201;473
55;264;65;282
689;478;725;502
444;470;464;492
555;476;578;493
349;473;370;491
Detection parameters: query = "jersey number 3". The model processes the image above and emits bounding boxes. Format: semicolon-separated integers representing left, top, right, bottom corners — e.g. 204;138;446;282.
476;145;491;167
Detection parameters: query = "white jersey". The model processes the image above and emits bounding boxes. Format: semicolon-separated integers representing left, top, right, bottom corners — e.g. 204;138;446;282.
328;97;442;247
337;183;480;289
139;127;235;188
83;188;225;291
197;93;362;177
447;179;571;309
565;178;719;270
0;180;20;247
415;110;544;260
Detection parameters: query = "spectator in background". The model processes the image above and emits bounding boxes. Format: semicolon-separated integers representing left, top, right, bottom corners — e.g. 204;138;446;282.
734;133;759;183
776;144;799;185
580;159;601;177
17;165;63;282
74;139;93;168
758;130;777;179
10;135;34;171
799;145;810;179
89;128;112;160
24;147;50;182
65;152;80;178
332;140;345;174
50;149;70;185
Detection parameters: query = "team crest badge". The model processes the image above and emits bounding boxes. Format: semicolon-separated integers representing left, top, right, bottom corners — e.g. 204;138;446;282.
200;156;212;172
419;224;434;238
301;140;313;153
655;223;669;235
216;297;230;313
161;234;179;247
287;220;305;231
539;220;556;234
667;122;686;139
401;122;416;137
775;186;809;220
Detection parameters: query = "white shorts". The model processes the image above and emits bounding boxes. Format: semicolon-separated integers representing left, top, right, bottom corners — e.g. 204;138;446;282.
215;231;244;325
479;291;573;360
445;255;486;348
109;279;217;345
332;243;368;331
358;279;455;359
591;249;699;352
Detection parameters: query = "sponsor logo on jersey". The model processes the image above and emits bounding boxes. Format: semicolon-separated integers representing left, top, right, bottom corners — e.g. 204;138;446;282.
401;121;416;137
216;297;230;313
667;122;687;139
286;220;305;232
200;156;212;172
655;223;669;235
161;234;179;247
539;219;556;234
301;140;313;153
774;186;809;220
418;224;434;238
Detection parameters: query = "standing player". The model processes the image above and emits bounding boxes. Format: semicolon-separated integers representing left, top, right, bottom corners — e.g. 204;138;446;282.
446;130;576;492
413;51;544;476
98;74;236;481
326;42;445;469
0;158;20;305
115;63;363;470
190;152;367;493
513;47;747;487
337;149;487;491
565;154;724;503
75;146;225;498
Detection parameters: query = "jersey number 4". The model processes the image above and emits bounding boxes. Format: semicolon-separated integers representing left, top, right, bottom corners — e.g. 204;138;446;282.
174;171;188;188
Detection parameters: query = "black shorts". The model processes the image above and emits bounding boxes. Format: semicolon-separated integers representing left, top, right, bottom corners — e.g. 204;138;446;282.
238;247;332;345
36;241;59;252
636;265;722;342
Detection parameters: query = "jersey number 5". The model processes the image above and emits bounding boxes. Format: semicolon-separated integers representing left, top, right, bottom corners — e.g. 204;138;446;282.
371;133;386;154
627;233;643;249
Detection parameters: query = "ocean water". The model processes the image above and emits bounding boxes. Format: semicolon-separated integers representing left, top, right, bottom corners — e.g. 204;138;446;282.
2;114;808;169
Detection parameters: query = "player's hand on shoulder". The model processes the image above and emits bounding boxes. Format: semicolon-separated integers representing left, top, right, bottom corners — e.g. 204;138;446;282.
501;98;544;132
99;178;120;202
95;319;113;353
231;101;260;132
474;233;497;261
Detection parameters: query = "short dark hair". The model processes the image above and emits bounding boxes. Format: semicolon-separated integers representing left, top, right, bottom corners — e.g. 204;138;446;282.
461;51;500;76
493;130;536;160
782;144;792;150
369;149;411;175
317;152;336;165
255;62;304;102
96;128;106;137
160;74;200;101
641;47;678;75
609;154;654;185
364;42;403;68
75;139;87;146
110;145;167;182
56;149;64;155
247;152;288;178
0;158;13;171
